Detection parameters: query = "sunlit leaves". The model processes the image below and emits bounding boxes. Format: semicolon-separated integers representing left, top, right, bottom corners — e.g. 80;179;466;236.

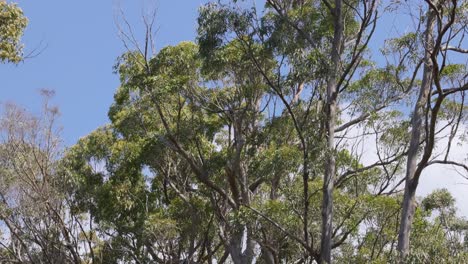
0;1;27;63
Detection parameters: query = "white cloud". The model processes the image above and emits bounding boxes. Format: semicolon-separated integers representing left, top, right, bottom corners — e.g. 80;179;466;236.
418;128;468;216
339;120;468;216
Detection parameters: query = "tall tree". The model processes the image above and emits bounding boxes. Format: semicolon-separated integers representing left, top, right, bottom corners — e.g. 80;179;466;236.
397;0;468;259
321;1;344;262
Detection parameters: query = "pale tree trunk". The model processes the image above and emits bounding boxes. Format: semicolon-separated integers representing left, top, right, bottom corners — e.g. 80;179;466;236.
320;0;343;263
397;2;436;259
227;97;260;264
228;227;255;264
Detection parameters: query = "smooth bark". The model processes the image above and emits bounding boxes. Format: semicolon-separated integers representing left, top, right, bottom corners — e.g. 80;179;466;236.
397;2;436;259
320;0;343;263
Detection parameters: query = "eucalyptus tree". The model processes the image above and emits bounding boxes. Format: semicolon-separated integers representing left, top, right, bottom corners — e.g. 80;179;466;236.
65;44;226;263
395;0;468;259
65;35;275;262
196;0;419;263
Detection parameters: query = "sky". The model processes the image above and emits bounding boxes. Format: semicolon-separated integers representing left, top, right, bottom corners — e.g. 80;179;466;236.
1;1;467;215
352;123;468;217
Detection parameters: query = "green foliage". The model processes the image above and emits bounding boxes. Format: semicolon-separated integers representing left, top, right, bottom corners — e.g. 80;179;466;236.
0;1;27;63
422;188;455;212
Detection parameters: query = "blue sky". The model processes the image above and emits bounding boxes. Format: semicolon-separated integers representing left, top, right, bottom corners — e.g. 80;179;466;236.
1;0;208;145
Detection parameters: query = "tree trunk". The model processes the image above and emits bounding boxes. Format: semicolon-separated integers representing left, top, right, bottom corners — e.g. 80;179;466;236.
261;247;277;264
397;2;436;259
228;227;255;264
320;1;343;263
